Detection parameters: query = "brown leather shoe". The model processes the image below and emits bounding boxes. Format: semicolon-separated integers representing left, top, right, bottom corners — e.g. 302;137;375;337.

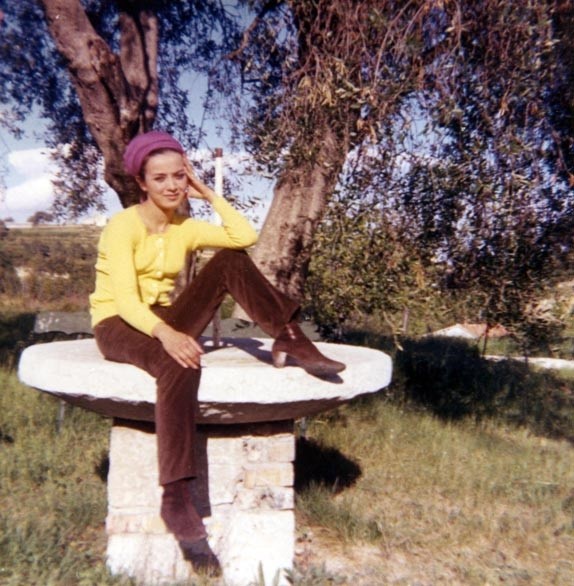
272;322;346;377
182;537;222;577
161;479;207;545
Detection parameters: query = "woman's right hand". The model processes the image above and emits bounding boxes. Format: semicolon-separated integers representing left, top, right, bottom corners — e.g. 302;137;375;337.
183;157;216;204
152;322;204;369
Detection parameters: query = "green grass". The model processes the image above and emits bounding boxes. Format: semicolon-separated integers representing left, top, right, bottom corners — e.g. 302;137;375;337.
295;398;574;584
0;370;131;586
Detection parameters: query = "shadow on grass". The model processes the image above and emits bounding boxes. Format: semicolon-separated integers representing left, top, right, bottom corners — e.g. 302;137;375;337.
294;436;362;494
94;452;110;482
345;331;574;445
0;312;36;369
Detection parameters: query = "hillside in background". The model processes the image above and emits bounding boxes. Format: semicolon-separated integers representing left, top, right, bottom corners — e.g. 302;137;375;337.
0;224;101;311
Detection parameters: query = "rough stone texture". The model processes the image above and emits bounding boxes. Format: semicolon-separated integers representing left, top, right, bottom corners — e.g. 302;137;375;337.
33;311;93;335
18;337;392;423
107;533;194;585
106;419;296;585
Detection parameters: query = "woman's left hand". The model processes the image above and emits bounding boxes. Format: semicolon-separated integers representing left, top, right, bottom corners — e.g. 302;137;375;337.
184;157;215;203
152;322;204;369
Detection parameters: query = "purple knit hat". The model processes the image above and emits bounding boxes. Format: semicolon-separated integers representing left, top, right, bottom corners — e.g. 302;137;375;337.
123;131;185;176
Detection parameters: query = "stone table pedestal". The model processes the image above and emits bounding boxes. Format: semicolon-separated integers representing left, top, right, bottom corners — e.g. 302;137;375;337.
19;337;392;585
106;419;296;585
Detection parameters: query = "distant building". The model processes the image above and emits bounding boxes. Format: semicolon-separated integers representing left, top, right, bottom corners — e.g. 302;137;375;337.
81;213;108;227
430;323;509;340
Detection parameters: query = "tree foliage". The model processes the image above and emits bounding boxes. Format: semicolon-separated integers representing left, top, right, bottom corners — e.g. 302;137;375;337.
548;0;574;184
396;0;573;344
220;0;461;297
209;0;571;318
273;0;574;344
305;186;438;338
27;211;55;226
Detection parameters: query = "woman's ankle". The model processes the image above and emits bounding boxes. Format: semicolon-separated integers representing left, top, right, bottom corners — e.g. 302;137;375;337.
161;478;207;544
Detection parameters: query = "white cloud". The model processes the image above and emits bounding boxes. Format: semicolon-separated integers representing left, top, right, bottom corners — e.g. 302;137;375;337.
6;175;55;209
1;148;56;221
8;147;54;177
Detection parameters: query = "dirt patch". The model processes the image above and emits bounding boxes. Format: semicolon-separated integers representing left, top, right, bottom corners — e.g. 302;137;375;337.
293;522;568;585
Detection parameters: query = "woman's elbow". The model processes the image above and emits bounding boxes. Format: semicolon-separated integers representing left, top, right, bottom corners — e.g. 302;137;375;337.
226;225;258;249
237;229;258;249
245;229;258;248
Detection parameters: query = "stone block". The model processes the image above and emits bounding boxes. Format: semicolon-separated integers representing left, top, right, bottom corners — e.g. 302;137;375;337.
267;434;296;462
206;434;244;463
221;510;295;586
235;486;294;511
243;436;266;462
104;421;297;585
243;462;294;489
107;422;161;510
205;462;242;505
107;533;193;585
106;512;166;535
19;337;393;423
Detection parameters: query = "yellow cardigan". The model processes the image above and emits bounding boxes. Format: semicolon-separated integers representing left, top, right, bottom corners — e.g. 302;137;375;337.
89;197;258;336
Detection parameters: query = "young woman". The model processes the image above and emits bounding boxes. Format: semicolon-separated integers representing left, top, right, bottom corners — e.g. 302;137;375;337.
89;131;344;559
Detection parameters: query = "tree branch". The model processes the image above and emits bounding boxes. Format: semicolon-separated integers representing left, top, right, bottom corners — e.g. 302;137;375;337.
225;0;283;63
39;0;159;207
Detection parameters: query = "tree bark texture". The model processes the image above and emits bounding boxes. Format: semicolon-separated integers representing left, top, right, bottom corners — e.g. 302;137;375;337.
248;125;347;302
39;0;159;207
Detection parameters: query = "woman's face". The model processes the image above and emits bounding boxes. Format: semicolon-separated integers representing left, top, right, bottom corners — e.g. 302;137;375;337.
136;150;187;212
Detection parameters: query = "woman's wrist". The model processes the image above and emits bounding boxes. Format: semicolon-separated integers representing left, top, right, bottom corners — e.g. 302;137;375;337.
152;321;173;341
203;190;216;204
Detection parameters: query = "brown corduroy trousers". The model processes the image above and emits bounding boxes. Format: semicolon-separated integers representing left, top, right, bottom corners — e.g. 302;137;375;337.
93;249;299;485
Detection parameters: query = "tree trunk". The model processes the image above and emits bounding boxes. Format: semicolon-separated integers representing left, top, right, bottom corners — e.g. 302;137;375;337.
248;125;347;302
39;0;159;207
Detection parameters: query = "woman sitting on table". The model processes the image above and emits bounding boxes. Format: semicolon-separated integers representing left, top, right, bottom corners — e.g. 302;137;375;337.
89;131;344;556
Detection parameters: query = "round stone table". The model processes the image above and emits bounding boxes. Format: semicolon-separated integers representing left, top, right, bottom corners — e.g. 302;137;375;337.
19;337;392;586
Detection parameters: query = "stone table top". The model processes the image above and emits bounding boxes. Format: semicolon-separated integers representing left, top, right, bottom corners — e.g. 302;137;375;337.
18;338;392;424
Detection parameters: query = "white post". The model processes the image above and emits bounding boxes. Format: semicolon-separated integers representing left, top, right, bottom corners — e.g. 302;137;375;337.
214;148;224;197
213;148;223;225
212;148;223;346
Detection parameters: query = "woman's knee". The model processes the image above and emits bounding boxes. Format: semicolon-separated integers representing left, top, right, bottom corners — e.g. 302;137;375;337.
211;248;248;266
